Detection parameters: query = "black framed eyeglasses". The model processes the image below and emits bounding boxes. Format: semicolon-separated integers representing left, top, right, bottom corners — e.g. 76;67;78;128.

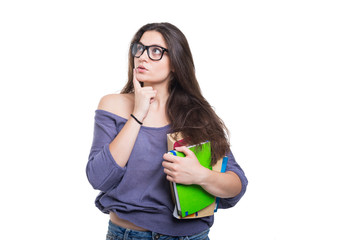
131;42;168;61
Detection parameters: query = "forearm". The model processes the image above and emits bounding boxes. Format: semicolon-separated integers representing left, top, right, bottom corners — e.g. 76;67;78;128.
199;169;242;198
109;117;141;167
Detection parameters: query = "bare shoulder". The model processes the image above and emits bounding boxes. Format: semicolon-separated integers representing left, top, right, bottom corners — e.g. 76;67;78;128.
97;93;134;118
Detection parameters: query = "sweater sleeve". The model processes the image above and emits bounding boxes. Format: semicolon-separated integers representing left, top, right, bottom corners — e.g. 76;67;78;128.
218;151;248;209
86;110;127;192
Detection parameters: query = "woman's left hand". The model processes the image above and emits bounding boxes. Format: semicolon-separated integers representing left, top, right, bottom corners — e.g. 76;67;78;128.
162;146;208;185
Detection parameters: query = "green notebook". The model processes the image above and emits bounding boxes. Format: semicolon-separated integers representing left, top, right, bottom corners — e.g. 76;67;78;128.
169;141;215;217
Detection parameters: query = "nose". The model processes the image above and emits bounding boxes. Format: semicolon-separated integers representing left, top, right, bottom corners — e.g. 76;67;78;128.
138;49;149;62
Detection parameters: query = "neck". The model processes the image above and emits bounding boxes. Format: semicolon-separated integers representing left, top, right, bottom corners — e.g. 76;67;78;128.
142;80;170;126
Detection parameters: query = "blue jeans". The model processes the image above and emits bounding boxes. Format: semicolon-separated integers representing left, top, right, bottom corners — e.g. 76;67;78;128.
106;221;210;240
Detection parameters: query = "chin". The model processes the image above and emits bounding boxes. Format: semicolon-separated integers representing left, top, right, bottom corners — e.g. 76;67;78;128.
137;77;152;83
135;75;149;82
139;78;163;84
137;74;170;85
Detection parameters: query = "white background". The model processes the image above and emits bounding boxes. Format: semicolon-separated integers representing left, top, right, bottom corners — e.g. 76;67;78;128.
1;0;359;239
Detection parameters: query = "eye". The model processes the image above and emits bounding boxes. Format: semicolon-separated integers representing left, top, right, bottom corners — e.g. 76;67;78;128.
151;47;163;55
136;44;144;52
132;43;145;57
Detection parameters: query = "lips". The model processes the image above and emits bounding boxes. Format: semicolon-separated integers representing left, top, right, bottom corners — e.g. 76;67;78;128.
137;65;147;71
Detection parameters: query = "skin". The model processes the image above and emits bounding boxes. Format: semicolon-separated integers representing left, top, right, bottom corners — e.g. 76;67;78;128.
97;30;242;231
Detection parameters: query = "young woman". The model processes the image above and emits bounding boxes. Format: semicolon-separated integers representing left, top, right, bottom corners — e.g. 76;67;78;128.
86;22;248;239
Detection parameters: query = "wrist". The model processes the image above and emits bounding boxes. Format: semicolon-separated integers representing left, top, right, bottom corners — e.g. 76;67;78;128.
130;114;143;125
196;167;213;187
131;111;145;123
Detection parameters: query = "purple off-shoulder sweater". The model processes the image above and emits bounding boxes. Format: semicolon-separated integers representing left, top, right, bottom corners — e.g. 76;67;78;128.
86;110;248;236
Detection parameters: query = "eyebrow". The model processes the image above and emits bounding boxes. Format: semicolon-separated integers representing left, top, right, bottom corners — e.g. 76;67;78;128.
139;41;166;48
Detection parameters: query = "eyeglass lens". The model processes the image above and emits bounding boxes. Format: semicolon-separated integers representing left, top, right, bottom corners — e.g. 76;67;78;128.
132;43;165;61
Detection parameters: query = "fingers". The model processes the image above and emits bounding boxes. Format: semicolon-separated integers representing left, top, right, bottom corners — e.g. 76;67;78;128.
162;157;178;183
132;68;157;120
162;147;195;165
133;68;157;97
133;68;141;91
163;152;177;163
162;159;173;170
162;153;179;173
162;147;202;185
175;146;196;158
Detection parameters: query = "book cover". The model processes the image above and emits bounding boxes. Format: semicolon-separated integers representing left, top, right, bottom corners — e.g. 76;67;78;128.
166;133;228;219
168;142;215;217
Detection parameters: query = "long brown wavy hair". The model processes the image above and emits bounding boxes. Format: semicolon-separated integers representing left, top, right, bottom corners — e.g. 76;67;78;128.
121;22;230;165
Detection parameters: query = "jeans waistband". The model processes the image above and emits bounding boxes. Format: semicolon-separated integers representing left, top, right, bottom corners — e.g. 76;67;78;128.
107;220;210;240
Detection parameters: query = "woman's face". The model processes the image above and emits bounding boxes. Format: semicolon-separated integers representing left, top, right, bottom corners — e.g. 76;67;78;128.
134;31;172;85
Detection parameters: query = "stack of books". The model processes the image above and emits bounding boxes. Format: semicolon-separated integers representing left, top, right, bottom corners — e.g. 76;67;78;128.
167;133;228;219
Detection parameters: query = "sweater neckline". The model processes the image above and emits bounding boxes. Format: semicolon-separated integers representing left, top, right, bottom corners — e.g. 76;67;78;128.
96;109;171;130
